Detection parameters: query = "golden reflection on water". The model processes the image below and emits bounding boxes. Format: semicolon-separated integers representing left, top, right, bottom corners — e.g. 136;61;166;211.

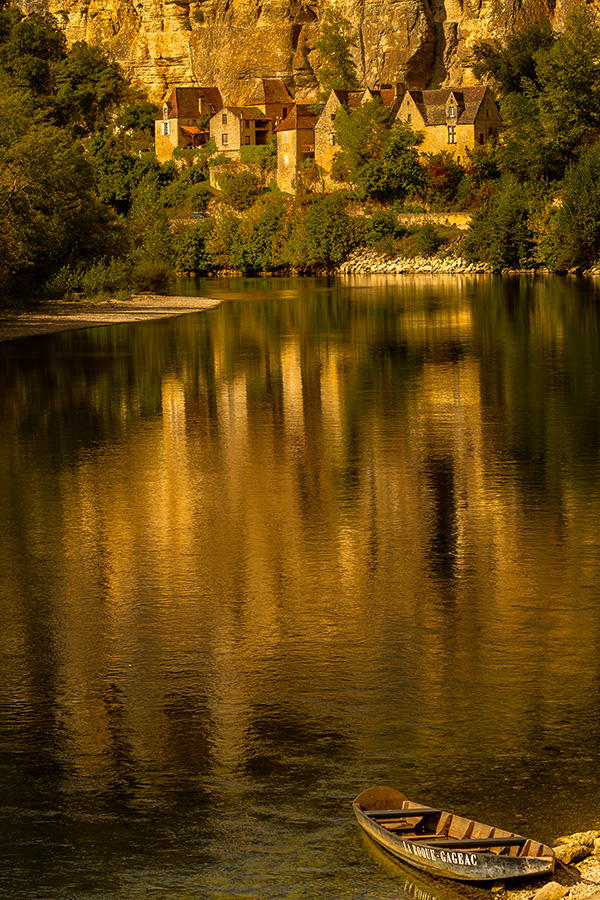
1;275;600;896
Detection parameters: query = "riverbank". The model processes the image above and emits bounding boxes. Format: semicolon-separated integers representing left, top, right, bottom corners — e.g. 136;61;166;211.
502;832;600;900
0;294;224;343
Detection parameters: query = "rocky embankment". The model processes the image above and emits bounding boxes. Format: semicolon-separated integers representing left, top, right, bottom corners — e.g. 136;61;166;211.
505;831;600;900
337;248;492;275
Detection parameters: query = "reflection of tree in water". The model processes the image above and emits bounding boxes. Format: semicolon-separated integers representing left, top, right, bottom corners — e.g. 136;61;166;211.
241;702;352;786
424;455;457;582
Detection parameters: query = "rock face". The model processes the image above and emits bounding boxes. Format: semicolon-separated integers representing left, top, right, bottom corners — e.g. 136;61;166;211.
18;0;557;102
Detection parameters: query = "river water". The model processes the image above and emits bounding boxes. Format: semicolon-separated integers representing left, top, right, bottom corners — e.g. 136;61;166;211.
1;275;599;900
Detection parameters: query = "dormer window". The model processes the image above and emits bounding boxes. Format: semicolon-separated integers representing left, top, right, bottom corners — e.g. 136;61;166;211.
449;105;455;118
163;104;168;119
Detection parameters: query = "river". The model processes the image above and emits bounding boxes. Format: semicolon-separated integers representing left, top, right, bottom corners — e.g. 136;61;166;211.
0;275;599;899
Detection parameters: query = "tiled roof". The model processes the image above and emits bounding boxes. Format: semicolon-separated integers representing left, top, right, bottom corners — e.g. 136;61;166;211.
406;86;488;125
163;86;223;119
248;78;293;106
274;104;318;133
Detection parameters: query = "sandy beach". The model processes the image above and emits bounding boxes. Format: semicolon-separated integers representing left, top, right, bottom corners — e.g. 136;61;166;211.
0;294;224;343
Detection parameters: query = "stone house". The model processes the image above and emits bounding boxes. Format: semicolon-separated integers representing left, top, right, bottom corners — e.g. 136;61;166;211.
155;86;223;163
395;86;502;157
273;104;318;193
246;78;293;125
209;106;273;159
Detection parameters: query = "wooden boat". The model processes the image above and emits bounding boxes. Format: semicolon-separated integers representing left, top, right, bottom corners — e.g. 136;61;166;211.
353;786;555;883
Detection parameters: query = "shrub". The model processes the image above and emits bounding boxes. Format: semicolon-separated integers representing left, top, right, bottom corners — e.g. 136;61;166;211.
304;194;358;265
218;169;263;210
417;223;444;256
464;176;537;270
174;220;214;274
130;260;173;294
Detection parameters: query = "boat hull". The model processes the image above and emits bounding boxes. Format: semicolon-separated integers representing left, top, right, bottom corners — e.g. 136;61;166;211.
353;788;555;883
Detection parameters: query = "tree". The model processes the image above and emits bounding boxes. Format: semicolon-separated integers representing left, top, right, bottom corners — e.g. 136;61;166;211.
554;143;600;269
475;10;600;181
54;41;126;134
304;194;358;265
315;7;359;102
0;11;66;97
473;20;554;94
0;121;119;295
332;100;423;199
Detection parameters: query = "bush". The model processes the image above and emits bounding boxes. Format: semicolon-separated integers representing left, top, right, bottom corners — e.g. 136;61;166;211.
464;176;537;270
218;169;263;210
304;194;358;265
174;220;214;274
417;223;444;256
130;260;173;294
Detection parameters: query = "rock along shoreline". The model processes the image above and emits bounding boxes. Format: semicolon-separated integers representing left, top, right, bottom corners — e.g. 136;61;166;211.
501;830;600;900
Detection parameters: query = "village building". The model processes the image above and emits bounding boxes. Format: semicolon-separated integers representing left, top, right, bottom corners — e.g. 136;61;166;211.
246;78;294;125
209;106;273;159
274;104;318;193
155;86;223;163
395;86;502;157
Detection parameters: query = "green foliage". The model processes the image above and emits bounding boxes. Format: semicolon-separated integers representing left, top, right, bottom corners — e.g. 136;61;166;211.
0;120;120;294
304;194;358;265
218;169;264;210
464;176;537;270
45;258;131;299
206;211;241;268
478;10;600;181
229;195;287;273
173;220;214;274
0;11;66;96
54;41;126;134
315;7;359;101
130;260;173;294
127;178;173;265
364;209;399;246
473;20;554;94
240;137;278;176
554;143;600;270
417;223;444;256
116;101;159;137
332;100;423;200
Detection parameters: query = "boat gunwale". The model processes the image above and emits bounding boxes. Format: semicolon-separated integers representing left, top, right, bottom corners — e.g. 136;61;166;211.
352;787;555;883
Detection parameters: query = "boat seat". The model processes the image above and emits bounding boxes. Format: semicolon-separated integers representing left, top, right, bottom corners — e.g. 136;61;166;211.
416;837;528;849
365;807;441;819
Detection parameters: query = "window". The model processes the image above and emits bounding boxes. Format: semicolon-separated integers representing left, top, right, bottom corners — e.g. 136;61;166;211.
244;136;250;145
245;119;250;129
407;113;412;123
479;132;484;144
163;104;169;119
222;133;228;146
282;107;288;119
449;105;455;118
283;130;289;145
329;132;337;146
161;121;170;136
447;125;456;144
222;113;227;125
284;153;289;165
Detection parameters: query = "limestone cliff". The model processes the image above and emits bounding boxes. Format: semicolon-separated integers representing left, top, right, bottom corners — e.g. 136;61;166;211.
19;0;558;102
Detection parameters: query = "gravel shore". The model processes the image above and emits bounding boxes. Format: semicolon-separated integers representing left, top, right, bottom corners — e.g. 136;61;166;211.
0;294;224;343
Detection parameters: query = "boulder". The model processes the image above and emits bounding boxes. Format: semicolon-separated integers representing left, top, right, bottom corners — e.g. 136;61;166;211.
532;882;569;900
